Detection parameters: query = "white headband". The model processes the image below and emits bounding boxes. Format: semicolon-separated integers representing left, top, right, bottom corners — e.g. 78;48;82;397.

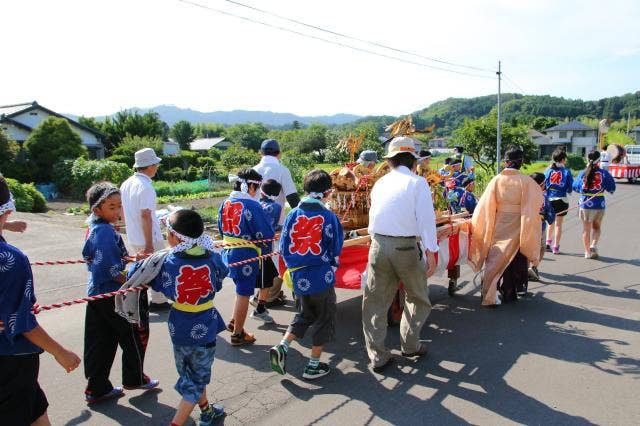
91;187;120;210
166;220;216;253
228;175;262;193
261;191;278;201
307;190;331;199
0;195;15;216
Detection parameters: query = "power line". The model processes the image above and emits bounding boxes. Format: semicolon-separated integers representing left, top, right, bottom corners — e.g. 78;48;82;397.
219;0;496;74
502;73;526;94
177;0;496;80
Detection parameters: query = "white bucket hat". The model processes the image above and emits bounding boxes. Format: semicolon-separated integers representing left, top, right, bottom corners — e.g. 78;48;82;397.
383;136;420;159
133;148;162;168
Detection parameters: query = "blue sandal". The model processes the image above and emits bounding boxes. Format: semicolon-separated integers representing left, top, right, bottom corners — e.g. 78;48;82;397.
199;403;225;425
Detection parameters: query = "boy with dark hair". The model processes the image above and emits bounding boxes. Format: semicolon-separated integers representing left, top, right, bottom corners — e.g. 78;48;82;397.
147;209;228;425
528;172;555;282
0;176;81;424
459;177;477;214
270;169;343;380
250;179;284;322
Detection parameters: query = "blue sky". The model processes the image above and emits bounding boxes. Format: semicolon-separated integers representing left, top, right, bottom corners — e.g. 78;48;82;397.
3;0;639;117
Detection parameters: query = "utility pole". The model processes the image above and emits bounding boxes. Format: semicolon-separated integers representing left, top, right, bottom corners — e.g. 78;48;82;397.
627;111;631;134
496;60;502;174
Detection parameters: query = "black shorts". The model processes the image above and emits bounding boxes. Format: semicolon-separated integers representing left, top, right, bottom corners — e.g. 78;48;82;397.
550;199;569;217
255;257;278;290
0;353;49;425
287;287;337;346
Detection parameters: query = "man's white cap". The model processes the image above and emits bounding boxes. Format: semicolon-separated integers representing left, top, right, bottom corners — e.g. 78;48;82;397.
383;136;420;159
133;148;162;168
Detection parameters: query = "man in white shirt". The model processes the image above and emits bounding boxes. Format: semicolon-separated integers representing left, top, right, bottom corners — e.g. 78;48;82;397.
120;148;170;310
253;139;300;304
362;136;438;373
253;139;300;224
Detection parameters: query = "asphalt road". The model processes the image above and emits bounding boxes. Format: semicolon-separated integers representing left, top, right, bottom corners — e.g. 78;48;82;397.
7;182;640;425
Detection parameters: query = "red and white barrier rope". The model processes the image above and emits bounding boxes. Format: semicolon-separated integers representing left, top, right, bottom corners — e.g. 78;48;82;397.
31;251;281;314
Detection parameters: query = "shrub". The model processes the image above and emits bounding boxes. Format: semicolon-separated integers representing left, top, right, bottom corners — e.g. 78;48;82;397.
106;154;132;167
52;158;131;198
6;178;47;212
111;135;163;164
566;154;587;171
281;153;316;189
220;144;261;173
186;165;200;181
163;167;185;182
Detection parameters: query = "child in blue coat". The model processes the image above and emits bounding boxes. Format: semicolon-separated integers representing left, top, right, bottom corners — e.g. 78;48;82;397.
528;173;556;282
544;149;574;254
147;209;228;426
250;179;284;322
459;177;477;214
0;176;80;425
218;168;275;346
82;182;158;403
573;151;616;259
270;170;343;380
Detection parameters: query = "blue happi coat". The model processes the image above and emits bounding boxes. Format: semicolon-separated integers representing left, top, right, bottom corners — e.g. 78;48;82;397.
217;191;275;285
82;217;128;296
279;198;344;296
540;191;556;233
544;167;574;198
260;197;283;233
460;190;477;214
145;248;228;347
573;168;616;209
0;236;42;355
447;187;464;214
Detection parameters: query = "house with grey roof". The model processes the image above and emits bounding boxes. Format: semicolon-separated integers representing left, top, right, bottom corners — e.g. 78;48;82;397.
189;137;230;151
543;120;597;157
0;101;106;159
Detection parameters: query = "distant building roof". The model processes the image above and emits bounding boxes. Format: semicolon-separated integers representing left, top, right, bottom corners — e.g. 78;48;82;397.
190;137;226;151
632;125;640;132
545;120;595;132
0;116;33;131
0;101;106;138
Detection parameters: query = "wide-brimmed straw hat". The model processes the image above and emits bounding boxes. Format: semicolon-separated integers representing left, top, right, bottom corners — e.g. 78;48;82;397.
383;136;420;159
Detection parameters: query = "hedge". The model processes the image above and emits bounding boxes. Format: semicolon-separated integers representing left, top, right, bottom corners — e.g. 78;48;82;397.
52;158;131;198
6;178;47;212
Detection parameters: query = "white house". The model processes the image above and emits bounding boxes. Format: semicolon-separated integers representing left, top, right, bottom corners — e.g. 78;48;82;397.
528;129;556;159
0;101;106;159
163;138;180;156
428;137;448;148
543;120;597;157
189;137;230;151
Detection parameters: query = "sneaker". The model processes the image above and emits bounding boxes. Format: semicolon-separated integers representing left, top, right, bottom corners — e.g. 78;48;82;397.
85;387;125;404
303;362;330;380
584;252;591;259
269;344;287;375
590;246;599;260
199;403;225;426
226;319;235;333
249;295;259;308
545;240;552;252
123;378;160;391
251;309;274;323
552;246;560;255
231;331;256;346
528;267;540;281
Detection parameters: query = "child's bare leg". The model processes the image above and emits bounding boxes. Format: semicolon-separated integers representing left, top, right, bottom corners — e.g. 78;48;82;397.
32;412;51;426
546;224;554;243
172;399;197;425
582;221;592;255
554;216;564;246
258;288;270;303
310;345;324;359
591;220;602;247
233;295;249;334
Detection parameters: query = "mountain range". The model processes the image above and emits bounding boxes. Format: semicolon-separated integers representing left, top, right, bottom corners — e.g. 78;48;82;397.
84;105;362;127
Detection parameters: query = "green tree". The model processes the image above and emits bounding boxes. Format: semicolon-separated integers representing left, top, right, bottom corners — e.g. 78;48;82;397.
170;120;195;150
291;120;302;130
108;135;164;167
193;123;225;138
225;123;269;151
85;110;166;154
24;116;86;181
450;112;536;173
605;130;634;147
0;130;19;172
530;116;558;132
220;144;261;173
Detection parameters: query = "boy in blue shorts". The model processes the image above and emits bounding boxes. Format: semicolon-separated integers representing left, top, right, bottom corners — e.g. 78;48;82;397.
218;168;275;346
528;172;556;282
0;176;81;425
270;169;344;380
250;179;284;322
147;209;228;425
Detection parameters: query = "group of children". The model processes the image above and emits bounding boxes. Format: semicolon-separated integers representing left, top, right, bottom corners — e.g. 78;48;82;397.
437;156;477;215
0;165;343;425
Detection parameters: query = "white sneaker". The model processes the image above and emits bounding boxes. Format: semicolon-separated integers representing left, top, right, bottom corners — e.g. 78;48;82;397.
495;294;502;305
589;246;599;259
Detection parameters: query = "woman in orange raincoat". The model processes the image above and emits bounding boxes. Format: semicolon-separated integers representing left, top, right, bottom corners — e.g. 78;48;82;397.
469;146;543;306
